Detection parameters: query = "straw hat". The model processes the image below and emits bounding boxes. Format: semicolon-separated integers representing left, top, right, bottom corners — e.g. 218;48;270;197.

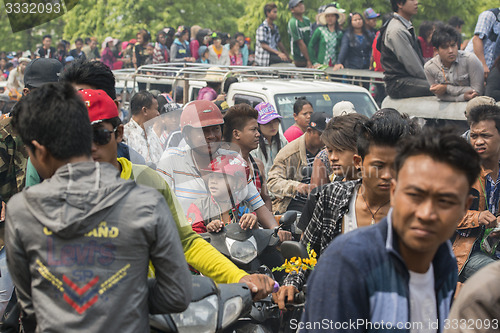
204;66;224;82
318;6;345;26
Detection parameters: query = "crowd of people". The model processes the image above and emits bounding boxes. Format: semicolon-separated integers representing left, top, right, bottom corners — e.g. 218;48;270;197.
1;0;500;332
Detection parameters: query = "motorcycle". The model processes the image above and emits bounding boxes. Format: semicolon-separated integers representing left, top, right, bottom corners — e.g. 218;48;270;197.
150;275;252;333
199;211;297;274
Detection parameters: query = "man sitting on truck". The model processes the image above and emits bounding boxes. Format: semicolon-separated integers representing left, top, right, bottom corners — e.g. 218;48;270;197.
424;24;484;102
378;0;433;99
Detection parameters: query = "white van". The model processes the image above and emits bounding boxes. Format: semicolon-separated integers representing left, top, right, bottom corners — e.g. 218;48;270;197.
226;80;379;130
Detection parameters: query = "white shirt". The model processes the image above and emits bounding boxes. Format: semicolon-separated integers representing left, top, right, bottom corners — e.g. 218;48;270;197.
343;184;359;234
123;118;164;164
409;264;437;333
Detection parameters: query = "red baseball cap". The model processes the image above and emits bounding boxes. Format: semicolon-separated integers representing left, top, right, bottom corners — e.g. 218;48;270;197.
78;89;118;124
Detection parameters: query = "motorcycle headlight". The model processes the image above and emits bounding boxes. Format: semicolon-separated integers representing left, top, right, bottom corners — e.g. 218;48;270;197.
221;296;244;329
226;238;257;264
171;295;218;333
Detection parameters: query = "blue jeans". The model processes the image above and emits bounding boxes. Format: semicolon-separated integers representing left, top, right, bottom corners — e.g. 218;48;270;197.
0;247;14;317
459;250;498;282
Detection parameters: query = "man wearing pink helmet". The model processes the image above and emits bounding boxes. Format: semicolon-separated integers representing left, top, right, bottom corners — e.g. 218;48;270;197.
157;100;291;242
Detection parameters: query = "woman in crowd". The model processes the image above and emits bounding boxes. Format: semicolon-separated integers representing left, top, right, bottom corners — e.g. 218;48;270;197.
153;30;169;64
308;6;345;67
208;33;229;66
133;29;151;69
418;21;436;63
228;39;243;66
250;102;288;176
170;28;195;63
283;98;313;142
101;37;116;69
335;12;374;70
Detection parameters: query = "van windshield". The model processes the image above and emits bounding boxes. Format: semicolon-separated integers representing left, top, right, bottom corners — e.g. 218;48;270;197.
274;92;378;131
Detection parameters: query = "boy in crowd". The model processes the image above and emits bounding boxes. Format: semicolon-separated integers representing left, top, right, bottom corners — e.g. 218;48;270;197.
223;103;272;211
187;155;258;233
287;0;312;68
453;104;500;282
301;127;480;332
268;112;328;214
378;0;433;98
275;110;414;309
6;83;191;332
424;24;484;102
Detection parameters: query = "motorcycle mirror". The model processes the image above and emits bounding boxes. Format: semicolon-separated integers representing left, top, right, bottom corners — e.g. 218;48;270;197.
279;211;297;227
281;241;308;260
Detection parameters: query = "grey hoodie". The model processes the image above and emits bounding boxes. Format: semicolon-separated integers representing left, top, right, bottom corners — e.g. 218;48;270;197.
5;162;191;333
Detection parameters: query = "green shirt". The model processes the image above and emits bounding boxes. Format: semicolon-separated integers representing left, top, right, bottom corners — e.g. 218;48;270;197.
308;26;343;66
288;15;312;62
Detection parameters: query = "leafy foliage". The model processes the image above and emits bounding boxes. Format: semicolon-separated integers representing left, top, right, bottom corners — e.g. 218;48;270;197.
0;0;498;53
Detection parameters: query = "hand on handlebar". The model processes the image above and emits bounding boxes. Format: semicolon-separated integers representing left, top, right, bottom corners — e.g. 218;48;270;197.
272;285;299;310
239;213;258;230
239;274;275;301
206;219;224;233
277;229;292;242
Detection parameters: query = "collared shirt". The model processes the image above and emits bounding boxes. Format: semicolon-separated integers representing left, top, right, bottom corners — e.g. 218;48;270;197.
123;118;164;164
485;165;500;215
156;147;264;214
288;16;312;62
255;20;282;66
424;50;485;102
465;9;500;68
283;179;360;289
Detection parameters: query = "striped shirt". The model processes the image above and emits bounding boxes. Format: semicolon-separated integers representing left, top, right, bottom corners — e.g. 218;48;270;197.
156;147;264;214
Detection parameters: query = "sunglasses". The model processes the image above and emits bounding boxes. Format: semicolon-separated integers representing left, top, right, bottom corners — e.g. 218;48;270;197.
92;127;118;145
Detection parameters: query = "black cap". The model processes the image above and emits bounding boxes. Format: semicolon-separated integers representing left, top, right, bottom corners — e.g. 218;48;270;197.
308;112;329;133
24;58;63;88
288;0;303;9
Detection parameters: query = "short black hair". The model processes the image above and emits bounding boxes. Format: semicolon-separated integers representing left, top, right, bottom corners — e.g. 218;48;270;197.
75;38;83;44
395;127;480;187
391;0;407;12
293;98;312;116
264;3;277;16
42;34;52;40
448;16;464;28
357;109;416;159
60;59;117;100
223;103;258;143
11;82;91;160
130;90;154;116
468;104;500;135
431;24;460;49
223;77;238;94
234;32;245;39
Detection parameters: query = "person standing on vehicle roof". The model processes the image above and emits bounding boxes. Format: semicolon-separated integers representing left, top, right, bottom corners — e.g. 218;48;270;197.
424;24;484;102
156;100;292;242
288;0;313;68
378;0;433;99
465;7;500;79
267;112;328;214
255;3;291;66
301;127;480;333
83;89;277;300
275;110;415;310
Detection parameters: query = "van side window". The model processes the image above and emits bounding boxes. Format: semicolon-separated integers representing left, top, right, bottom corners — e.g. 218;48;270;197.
233;94;264;108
